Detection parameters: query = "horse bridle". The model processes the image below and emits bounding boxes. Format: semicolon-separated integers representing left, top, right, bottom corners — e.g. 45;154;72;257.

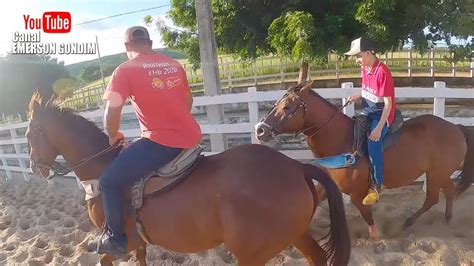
28;123;120;179
260;90;349;139
28;123;54;179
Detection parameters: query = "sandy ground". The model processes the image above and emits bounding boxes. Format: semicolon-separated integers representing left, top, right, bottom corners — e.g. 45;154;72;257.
0;174;472;266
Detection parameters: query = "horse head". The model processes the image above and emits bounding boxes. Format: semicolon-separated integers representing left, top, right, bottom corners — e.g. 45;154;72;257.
255;81;315;142
26;92;61;179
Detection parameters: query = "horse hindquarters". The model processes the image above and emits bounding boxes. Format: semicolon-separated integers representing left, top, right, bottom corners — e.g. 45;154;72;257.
131;144;349;265
218;164;316;264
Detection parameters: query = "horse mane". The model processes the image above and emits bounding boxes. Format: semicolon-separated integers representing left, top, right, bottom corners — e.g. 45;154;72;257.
30;92;109;147
288;84;339;112
54;106;107;140
307;89;339;111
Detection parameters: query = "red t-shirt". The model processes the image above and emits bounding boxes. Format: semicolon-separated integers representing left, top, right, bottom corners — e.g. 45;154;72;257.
361;59;396;127
103;53;202;148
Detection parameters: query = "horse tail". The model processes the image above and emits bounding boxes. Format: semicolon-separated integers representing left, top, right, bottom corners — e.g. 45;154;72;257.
303;164;351;266
457;126;474;194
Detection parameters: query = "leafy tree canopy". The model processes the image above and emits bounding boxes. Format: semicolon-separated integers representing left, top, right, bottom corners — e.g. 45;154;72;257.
145;0;473;68
0;54;70;119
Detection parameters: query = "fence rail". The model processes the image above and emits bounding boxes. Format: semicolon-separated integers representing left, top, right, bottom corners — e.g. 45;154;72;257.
1;82;473;198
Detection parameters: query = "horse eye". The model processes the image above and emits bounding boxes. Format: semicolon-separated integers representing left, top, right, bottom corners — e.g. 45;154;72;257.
283;106;293;114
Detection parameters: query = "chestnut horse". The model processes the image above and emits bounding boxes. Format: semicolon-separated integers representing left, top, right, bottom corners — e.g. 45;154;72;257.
25;93;350;266
256;82;474;238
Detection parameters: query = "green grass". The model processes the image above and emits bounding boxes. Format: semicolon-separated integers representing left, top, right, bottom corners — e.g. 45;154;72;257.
64;49;472;110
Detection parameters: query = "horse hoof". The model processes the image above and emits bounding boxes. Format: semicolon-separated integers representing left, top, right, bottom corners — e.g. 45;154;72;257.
403;218;415;229
368;224;379;240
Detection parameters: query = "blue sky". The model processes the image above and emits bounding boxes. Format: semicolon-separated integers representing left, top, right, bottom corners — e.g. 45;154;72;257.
1;1;470;65
0;0;172;65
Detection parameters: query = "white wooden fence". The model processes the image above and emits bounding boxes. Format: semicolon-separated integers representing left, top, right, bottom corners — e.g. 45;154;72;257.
1;81;473;189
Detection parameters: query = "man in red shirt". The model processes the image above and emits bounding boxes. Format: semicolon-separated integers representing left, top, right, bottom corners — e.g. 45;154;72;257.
97;26;202;256
345;37;397;205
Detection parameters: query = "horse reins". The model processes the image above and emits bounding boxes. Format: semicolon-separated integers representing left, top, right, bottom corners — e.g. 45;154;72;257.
262;91;350;139
30;124;121;178
51;142;121;177
293;100;350;138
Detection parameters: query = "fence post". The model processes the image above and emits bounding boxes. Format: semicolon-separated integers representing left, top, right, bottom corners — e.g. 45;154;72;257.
279;58;285;84
335;55;340;81
248;87;260;144
470;59;474;78
433;81;446;118
10;128;30;182
407;49;412;77
451;52;456;78
1;130;13;181
430;48;435;77
341;82;355;118
226;62;233;89
423;80;446;192
252;59;258;85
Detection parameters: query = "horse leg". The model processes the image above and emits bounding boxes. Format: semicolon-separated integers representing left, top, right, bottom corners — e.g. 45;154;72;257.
136;243;147;266
99;254;116;265
351;194;378;239
292;231;327;265
404;173;440;228
442;182;456;224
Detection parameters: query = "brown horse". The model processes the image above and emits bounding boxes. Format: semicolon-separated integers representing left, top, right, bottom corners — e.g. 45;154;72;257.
256;82;474;238
25;92;350;266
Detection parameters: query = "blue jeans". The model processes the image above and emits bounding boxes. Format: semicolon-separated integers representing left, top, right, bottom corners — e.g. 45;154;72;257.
367;116;389;187
99;138;182;241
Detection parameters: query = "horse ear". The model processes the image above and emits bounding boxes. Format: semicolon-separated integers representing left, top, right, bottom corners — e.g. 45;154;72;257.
45;93;57;107
300;80;316;92
28;91;43;117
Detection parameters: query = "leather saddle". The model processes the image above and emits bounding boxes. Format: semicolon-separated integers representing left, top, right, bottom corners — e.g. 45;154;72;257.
131;145;204;209
353;109;404;158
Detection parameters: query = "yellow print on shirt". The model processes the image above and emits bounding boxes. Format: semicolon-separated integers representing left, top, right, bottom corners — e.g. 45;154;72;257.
151;78;165;90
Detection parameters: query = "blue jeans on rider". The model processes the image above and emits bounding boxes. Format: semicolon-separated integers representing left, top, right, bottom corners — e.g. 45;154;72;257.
367;114;389;188
99;137;182;251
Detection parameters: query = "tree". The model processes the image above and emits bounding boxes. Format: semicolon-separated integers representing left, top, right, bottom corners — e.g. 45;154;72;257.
53;78;79;100
268;11;321;82
79;64;102;84
145;0;472;68
0;54;70;119
78;62;122;84
355;0;474;56
145;0;364;69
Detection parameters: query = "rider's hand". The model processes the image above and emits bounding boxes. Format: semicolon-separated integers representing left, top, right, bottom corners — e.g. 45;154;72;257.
109;131;125;146
368;126;383;142
347;95;361;104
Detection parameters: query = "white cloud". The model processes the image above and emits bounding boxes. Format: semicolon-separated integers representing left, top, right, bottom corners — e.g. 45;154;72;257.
0;4;168;65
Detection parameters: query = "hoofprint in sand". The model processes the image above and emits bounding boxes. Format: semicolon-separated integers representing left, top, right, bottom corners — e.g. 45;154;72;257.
0;174;472;265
